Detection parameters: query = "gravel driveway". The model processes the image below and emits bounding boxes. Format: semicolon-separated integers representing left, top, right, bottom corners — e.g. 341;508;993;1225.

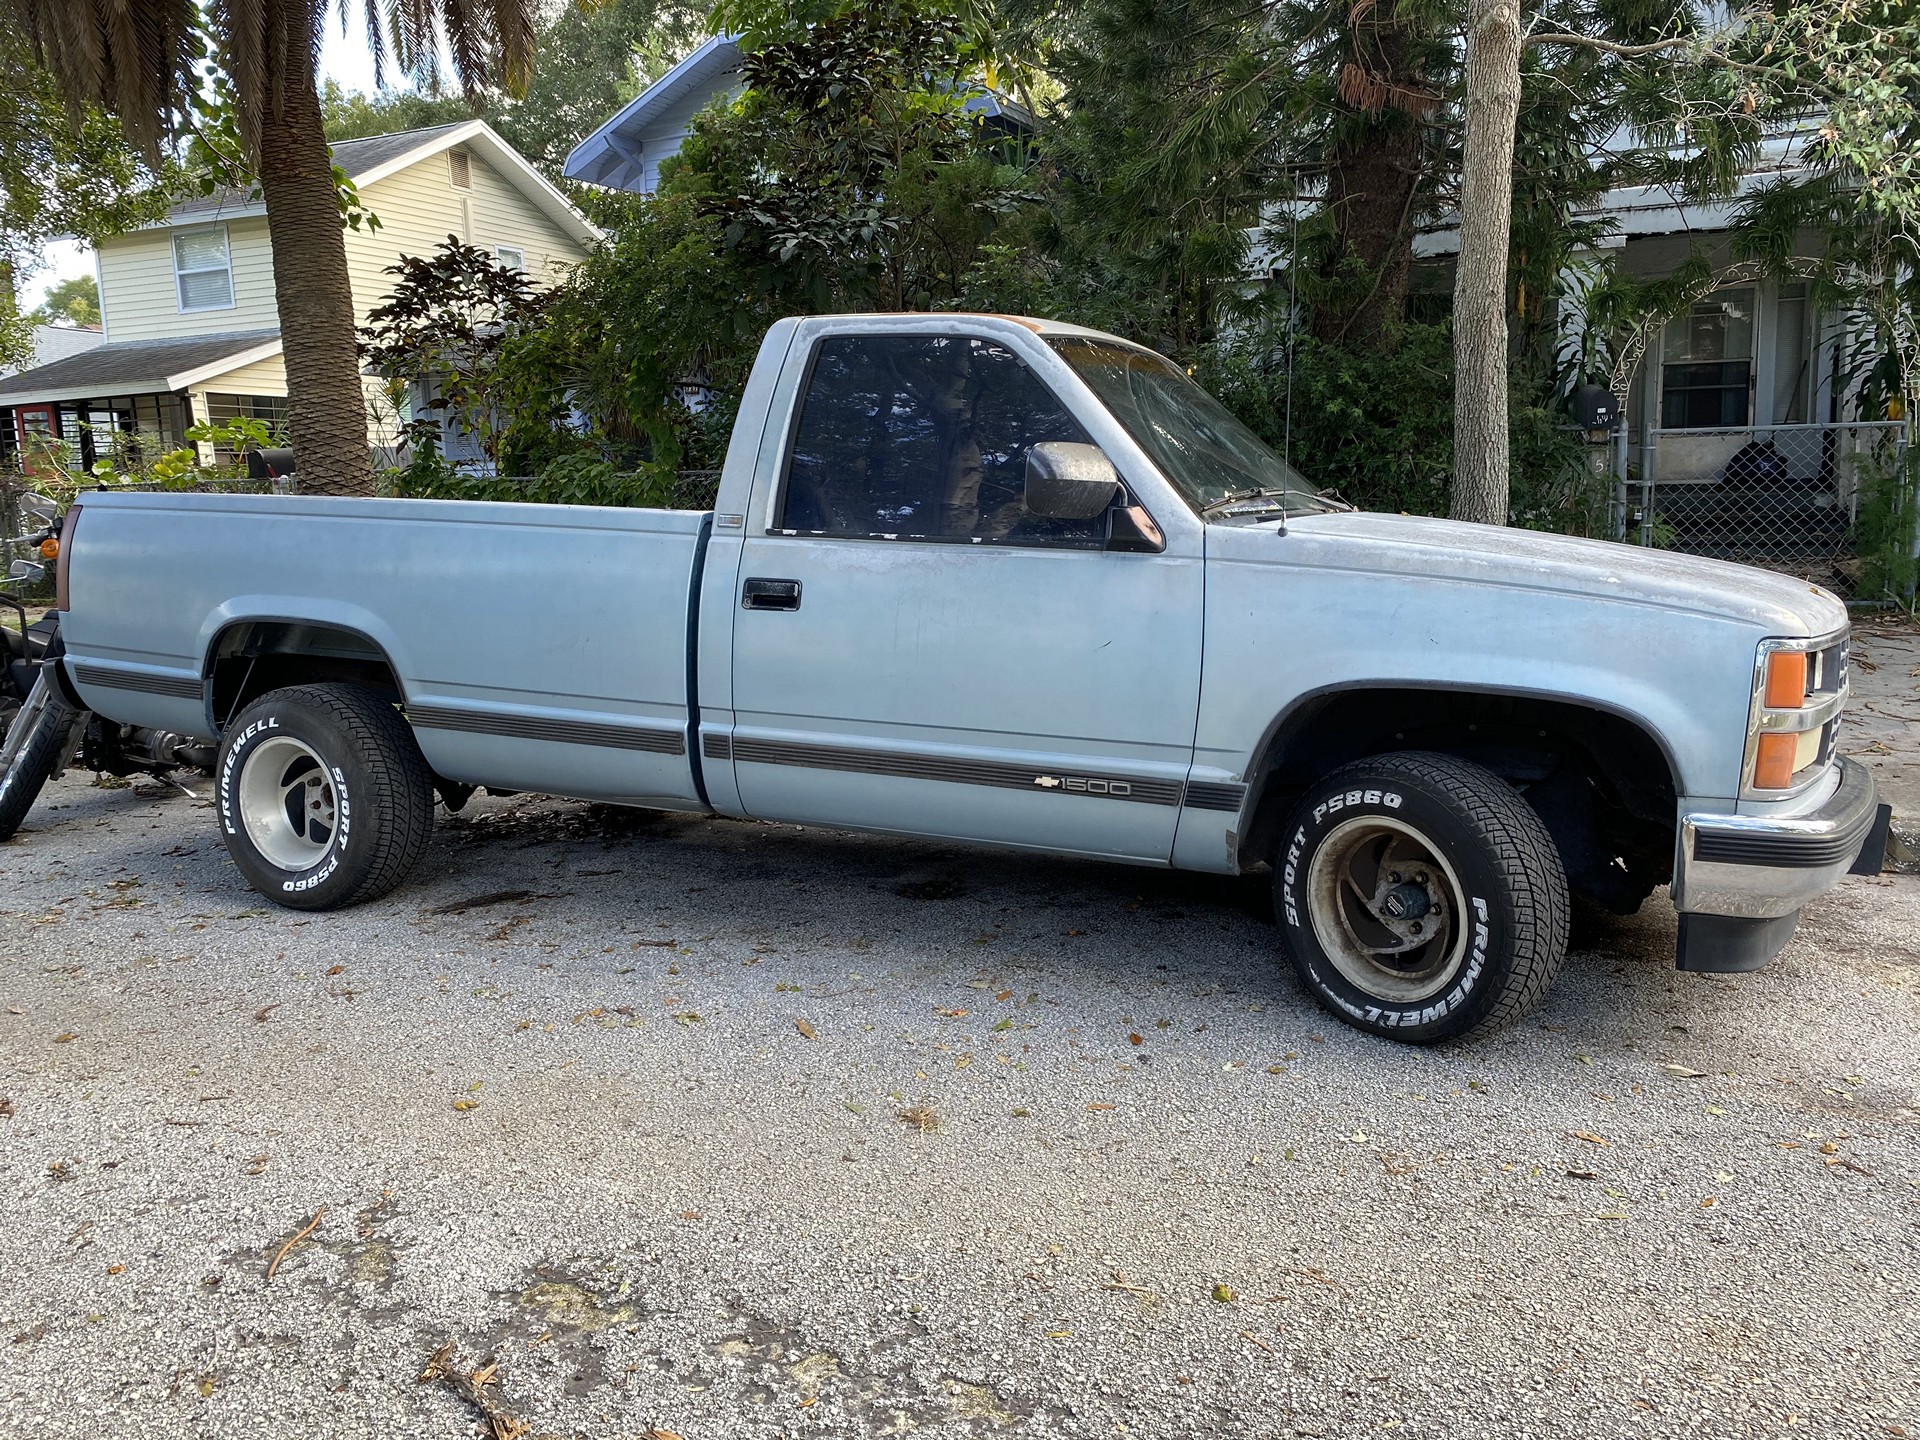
2;775;1916;1440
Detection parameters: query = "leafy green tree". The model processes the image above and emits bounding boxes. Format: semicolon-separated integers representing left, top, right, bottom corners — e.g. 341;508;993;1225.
359;237;556;471
319;81;476;142
6;0;553;496
30;275;101;330
523;0;1038;468
0;32;183;365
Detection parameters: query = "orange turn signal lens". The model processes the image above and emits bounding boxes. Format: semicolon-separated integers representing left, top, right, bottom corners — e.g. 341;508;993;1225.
1762;651;1806;709
1752;732;1799;790
38;536;58;561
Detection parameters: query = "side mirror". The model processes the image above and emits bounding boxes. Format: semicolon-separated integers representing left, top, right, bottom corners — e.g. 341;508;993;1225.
8;560;47;584
18;492;57;525
1025;442;1122;519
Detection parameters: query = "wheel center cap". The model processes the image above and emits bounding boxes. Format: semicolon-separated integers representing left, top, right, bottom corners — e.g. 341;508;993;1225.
1379;883;1432;921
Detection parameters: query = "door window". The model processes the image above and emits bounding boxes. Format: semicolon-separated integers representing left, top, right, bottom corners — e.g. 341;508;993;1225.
779;335;1109;546
1660;288;1753;429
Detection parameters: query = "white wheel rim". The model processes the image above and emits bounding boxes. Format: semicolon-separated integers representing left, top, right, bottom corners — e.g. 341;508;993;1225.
238;735;337;870
1305;814;1470;1004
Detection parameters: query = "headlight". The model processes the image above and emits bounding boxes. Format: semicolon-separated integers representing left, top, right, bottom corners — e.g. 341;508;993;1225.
1743;633;1846;796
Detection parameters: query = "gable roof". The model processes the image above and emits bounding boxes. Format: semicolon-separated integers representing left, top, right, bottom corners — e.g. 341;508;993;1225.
165;121;598;246
0;330;282;406
564;34;746;192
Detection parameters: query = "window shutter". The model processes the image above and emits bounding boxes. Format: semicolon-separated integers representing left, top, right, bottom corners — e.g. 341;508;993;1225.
448;148;472;189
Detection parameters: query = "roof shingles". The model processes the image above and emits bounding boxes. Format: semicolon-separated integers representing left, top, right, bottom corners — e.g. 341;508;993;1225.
0;330;280;404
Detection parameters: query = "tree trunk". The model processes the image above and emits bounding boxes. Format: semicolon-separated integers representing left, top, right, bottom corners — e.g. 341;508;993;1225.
1311;118;1425;350
255;35;373;497
1449;0;1524;527
1309;3;1431;352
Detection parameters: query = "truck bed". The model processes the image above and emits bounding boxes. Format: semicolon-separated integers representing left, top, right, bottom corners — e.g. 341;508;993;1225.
61;491;712;808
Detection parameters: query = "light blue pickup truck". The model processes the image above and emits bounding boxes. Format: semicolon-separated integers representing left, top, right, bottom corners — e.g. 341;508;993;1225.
20;313;1891;1042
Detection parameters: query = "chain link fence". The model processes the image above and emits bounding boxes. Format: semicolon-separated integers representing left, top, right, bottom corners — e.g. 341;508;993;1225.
1616;421;1915;602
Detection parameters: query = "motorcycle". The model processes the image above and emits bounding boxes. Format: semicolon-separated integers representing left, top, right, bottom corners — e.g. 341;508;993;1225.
0;491;214;841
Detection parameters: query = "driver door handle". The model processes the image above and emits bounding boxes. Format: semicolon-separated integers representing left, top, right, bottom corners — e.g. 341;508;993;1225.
742;577;802;611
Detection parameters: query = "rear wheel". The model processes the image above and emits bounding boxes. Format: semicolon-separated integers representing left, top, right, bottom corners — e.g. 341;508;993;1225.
217;683;435;909
1274;751;1569;1043
0;669;84;841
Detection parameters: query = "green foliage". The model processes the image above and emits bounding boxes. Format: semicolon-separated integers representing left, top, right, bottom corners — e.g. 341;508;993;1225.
359;238;548;469
0;31;186;364
1199;322;1607;532
1854;447;1920;606
30;275;101;330
319;81;478;141
496;0;1040;477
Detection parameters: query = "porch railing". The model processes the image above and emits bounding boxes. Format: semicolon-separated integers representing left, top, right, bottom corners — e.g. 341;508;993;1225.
1616;421;1914;601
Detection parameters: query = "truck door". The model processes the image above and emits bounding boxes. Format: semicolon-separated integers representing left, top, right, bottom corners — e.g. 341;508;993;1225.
726;331;1202;863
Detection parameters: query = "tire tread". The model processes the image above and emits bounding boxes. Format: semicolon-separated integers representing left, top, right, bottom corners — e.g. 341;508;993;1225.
1290;750;1570;1042
226;683;434;907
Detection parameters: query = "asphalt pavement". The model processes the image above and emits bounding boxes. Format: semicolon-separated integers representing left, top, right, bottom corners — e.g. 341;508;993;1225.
2;774;1917;1440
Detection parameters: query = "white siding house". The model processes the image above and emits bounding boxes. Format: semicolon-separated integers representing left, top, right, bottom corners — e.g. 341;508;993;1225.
0;120;597;473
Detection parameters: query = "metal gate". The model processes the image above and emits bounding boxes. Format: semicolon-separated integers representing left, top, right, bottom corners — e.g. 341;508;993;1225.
1616;421;1914;601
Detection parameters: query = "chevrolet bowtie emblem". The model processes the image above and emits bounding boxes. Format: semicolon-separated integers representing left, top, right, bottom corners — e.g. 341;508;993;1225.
1033;775;1062;789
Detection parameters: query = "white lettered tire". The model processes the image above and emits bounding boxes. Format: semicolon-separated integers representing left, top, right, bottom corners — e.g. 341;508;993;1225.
216;684;435;910
1274;751;1569;1043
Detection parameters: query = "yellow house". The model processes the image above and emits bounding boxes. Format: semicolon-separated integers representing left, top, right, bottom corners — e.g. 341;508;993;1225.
0;120;597;469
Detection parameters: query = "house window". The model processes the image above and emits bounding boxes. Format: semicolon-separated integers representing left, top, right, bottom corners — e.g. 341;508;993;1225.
448;147;472;190
494;246;525;273
1660;288;1753;429
174;226;235;311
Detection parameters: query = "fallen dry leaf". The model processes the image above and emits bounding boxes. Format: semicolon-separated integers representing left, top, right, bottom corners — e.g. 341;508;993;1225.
794;1017;817;1041
1086;1102;1116;1112
649;1431;686;1440
1660;1063;1707;1078
1128;1033;1144;1046
1571;1131;1609;1147
325;965;344;977
897;1105;939;1133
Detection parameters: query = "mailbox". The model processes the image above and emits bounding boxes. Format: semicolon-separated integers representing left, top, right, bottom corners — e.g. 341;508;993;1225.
1571;384;1618;432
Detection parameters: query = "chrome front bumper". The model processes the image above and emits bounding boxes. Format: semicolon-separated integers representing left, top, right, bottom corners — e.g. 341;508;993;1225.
1669;758;1890;973
1674;758;1888;920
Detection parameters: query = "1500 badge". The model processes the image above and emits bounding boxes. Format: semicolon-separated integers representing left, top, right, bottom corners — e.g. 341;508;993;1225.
1033;774;1133;796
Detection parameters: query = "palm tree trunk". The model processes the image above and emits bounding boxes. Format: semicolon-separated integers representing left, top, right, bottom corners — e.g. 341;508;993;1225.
255;37;373;497
1448;0;1524;527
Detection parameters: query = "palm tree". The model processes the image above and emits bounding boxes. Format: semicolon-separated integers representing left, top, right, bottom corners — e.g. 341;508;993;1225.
7;1;536;495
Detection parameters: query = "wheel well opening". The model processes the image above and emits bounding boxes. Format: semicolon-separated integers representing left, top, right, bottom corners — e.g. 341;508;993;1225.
207;622;403;732
1239;688;1679;912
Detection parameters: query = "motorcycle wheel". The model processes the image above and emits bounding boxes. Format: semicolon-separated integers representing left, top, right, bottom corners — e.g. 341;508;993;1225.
0;668;85;842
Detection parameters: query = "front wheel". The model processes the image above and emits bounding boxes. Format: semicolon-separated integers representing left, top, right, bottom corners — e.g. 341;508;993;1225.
1274;751;1569;1043
217;683;435;909
0;668;85;841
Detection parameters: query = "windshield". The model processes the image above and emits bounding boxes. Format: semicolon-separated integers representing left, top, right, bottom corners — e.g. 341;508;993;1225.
1047;337;1342;517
